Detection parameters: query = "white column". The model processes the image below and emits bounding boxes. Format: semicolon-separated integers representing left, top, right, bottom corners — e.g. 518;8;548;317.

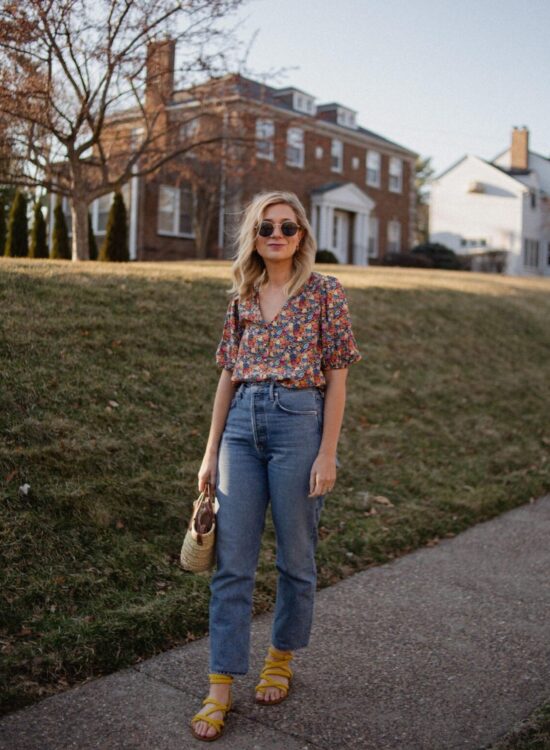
318;204;329;250
129;165;138;261
311;202;318;240
354;212;369;266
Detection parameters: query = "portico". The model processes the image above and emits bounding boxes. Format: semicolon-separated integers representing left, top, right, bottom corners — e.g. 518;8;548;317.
311;182;375;265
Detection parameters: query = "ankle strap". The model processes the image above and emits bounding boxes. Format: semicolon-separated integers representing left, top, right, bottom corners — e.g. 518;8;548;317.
209;673;234;685
268;646;293;661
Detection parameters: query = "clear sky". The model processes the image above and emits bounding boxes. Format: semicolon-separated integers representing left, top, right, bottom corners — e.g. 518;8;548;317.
225;0;550;178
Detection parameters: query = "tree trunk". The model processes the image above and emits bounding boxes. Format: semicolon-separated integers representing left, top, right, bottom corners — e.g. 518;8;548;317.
71;197;90;261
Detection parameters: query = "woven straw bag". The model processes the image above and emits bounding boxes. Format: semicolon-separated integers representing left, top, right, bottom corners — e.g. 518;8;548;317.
180;483;217;573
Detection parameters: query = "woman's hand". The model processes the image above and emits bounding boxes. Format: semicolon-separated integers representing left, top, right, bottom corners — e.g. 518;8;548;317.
308;451;336;497
198;450;218;492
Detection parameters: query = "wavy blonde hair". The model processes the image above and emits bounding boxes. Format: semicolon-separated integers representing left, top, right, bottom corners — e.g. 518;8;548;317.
228;191;317;300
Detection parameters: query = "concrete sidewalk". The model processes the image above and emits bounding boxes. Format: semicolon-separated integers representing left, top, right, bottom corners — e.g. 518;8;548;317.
1;495;549;750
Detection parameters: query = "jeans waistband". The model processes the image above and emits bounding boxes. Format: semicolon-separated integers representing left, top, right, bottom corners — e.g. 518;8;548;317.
237;381;324;399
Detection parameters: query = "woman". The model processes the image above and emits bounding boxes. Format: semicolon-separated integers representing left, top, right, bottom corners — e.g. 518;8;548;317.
190;190;361;741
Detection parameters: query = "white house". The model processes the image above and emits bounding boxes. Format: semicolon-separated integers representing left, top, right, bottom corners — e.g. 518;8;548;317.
430;127;550;276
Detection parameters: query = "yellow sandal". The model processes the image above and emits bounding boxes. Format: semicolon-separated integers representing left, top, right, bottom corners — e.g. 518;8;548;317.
255;646;293;705
190;673;233;742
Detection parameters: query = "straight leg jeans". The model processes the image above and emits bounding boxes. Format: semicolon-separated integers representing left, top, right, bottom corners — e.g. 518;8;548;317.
209;380;325;675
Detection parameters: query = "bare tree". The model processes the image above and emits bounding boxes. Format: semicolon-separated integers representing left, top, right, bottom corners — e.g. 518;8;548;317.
0;0;246;260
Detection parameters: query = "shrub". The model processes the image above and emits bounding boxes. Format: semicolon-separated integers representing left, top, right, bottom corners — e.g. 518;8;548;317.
99;192;128;262
4;190;28;257
315;249;339;264
29;203;49;258
382;251;433;268
411;242;461;270
51;199;71;259
88;212;98;261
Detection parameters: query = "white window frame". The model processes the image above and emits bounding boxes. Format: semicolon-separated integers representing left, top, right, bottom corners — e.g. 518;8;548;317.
387;220;401;253
256;118;275;161
331;139;343;173
286;127;305;168
368;216;379;257
157;184;195;238
389;157;403;193
366;150;381;188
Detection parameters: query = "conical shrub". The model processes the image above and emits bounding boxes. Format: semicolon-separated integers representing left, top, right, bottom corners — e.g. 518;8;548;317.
88;212;98;261
50;199;71;259
29;203;49;258
99;191;128;262
4;190;28;257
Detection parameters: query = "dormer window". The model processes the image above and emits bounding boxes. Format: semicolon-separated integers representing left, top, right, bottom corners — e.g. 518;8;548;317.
273;87;315;115
336;108;356;129
293;91;315;114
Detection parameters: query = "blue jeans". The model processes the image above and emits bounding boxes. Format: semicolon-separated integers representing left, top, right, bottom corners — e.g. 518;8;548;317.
209;380;325;675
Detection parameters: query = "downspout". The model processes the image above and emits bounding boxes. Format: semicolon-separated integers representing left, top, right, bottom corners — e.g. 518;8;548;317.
217;109;228;256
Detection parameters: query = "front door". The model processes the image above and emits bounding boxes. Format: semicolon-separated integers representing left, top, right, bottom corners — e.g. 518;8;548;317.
332;210;349;264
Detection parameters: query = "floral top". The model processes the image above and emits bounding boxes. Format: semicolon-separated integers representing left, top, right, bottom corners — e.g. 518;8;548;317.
215;271;362;389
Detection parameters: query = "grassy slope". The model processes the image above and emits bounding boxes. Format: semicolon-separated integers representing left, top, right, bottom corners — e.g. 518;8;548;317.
1;258;549;715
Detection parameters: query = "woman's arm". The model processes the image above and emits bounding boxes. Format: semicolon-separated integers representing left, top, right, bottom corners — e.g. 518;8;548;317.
309;367;348;497
198;369;237;491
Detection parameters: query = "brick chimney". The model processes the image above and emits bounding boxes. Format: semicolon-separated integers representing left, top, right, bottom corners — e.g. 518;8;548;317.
510;126;529;171
145;39;176;108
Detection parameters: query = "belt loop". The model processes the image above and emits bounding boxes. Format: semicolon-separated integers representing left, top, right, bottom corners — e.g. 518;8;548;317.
269;380;275;401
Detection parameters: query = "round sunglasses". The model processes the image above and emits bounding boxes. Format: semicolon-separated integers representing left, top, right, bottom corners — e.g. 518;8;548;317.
256;220;301;238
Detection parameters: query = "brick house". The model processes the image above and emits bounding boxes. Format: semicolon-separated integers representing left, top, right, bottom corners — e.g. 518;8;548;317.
77;40;418;264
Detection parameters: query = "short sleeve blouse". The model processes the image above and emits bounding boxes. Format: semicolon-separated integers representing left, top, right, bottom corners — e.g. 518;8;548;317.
215;271;362;389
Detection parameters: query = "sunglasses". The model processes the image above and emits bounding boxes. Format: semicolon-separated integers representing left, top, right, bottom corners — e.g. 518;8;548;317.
256;220;301;238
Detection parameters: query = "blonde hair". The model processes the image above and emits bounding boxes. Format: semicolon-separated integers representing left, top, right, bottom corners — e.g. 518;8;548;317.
229;191;316;300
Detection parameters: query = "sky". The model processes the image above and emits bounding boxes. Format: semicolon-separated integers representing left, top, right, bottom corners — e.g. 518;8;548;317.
223;0;550;178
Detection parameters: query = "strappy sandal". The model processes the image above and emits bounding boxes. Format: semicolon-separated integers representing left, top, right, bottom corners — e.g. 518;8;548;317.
255;646;293;705
190;673;233;742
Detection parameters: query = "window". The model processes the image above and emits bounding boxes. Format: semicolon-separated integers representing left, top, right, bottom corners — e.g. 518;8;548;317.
547;242;550;266
293;92;315;114
158;184;194;236
96;194;112;233
331;139;343;172
387;220;401;253
130;127;144;151
286;127;304;168
90;185;131;235
315;145;324;160
256;118;275;160
530;191;537;209
368;217;379;257
523;238;539;268
389;157;402;192
366;150;381;187
351;156;360;170
179;119;199;153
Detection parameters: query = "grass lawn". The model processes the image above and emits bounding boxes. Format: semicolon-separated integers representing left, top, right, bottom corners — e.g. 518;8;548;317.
1;257;549;716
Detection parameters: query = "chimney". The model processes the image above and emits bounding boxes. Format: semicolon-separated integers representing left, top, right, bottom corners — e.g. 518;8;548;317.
510;126;529;171
145;39;176;108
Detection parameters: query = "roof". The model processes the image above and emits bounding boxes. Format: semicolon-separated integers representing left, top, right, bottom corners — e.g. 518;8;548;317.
172;73;417;157
433;153;530;191
311;182;346;194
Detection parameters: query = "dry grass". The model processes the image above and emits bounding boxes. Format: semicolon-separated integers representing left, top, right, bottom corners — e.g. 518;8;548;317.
1;257;550;715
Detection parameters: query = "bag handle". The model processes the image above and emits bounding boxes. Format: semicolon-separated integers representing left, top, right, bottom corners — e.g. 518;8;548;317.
192;481;215;544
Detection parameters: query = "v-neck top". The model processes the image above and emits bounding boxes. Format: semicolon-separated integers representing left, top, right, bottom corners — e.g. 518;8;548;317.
215;271;362;389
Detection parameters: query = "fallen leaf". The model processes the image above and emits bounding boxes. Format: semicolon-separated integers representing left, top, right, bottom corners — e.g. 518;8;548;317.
372;495;394;507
